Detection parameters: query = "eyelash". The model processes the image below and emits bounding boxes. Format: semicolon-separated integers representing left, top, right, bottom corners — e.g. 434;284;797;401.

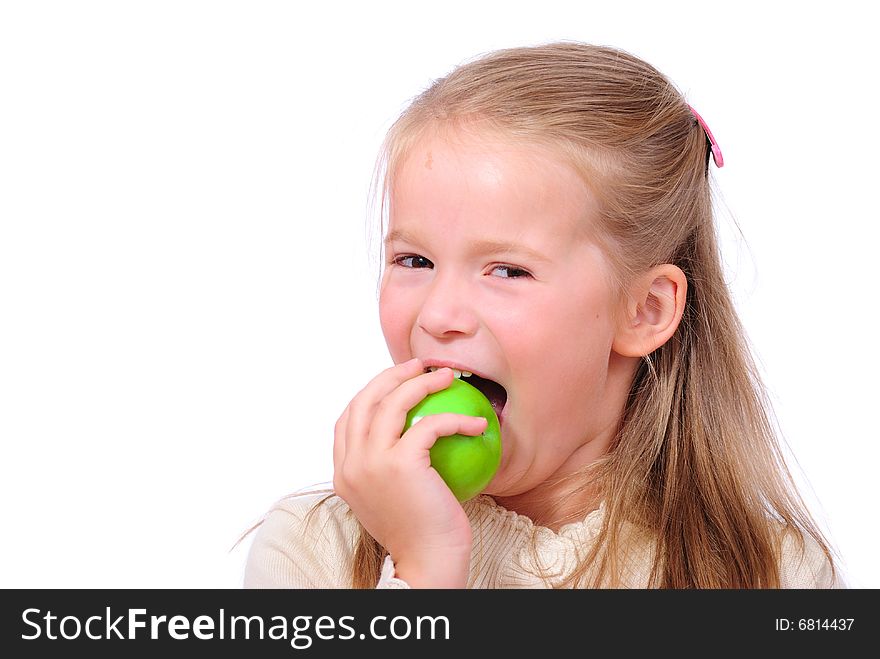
391;254;532;279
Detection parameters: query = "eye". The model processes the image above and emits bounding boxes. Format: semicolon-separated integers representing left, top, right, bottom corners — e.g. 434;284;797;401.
393;254;434;269
489;264;532;279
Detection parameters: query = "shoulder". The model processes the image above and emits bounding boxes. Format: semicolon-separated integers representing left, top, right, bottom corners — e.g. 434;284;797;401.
243;490;360;588
778;526;843;589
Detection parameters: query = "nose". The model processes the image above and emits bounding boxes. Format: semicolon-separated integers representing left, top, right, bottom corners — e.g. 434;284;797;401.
416;271;479;339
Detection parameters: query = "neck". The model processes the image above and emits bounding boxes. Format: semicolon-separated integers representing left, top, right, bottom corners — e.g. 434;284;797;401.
492;471;604;532
492;351;637;532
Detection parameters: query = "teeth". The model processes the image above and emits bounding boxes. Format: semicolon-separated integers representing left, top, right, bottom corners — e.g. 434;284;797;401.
426;366;473;378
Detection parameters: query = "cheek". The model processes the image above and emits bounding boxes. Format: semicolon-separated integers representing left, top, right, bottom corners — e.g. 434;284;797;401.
504;284;611;346
378;289;414;360
505;287;614;388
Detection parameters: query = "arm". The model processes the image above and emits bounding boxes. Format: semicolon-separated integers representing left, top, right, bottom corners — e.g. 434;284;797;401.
332;360;478;588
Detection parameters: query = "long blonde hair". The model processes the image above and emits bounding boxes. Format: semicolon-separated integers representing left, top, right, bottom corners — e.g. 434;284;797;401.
346;41;836;588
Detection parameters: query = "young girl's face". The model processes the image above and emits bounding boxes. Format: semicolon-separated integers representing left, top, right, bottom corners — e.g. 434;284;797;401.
379;127;634;497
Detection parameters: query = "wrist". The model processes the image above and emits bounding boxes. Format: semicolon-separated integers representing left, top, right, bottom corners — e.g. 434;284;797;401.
391;549;470;588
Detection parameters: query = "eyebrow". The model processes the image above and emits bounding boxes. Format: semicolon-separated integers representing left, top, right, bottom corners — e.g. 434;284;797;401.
384;229;553;264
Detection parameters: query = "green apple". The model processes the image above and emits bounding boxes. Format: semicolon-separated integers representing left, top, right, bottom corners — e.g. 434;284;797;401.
403;377;502;502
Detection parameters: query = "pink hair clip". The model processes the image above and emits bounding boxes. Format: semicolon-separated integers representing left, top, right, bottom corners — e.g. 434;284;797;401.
688;104;724;168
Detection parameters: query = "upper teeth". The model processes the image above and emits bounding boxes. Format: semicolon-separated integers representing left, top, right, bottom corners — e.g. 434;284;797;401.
427;366;472;378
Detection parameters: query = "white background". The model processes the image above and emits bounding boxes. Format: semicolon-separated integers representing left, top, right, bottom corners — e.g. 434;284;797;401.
1;1;876;588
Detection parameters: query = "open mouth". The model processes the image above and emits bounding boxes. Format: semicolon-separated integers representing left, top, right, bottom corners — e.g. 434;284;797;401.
426;366;508;419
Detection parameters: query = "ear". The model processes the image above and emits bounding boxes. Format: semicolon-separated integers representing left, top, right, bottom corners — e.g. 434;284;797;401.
612;265;688;358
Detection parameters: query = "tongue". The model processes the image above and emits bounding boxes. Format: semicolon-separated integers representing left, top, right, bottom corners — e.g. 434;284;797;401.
469;375;507;418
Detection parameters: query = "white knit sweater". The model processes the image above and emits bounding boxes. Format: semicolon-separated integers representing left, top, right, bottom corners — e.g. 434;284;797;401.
243;492;840;589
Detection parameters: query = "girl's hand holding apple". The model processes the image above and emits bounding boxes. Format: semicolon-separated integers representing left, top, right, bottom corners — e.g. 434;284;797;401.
332;358;490;588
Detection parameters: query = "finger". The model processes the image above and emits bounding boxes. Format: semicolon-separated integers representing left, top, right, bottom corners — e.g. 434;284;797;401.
344;357;425;458
398;412;490;455
367;367;460;450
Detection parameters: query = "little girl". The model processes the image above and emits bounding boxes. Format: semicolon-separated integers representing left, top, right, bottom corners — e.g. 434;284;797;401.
243;41;840;588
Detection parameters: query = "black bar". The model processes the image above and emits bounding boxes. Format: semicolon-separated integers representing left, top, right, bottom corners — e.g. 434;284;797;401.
1;589;876;656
